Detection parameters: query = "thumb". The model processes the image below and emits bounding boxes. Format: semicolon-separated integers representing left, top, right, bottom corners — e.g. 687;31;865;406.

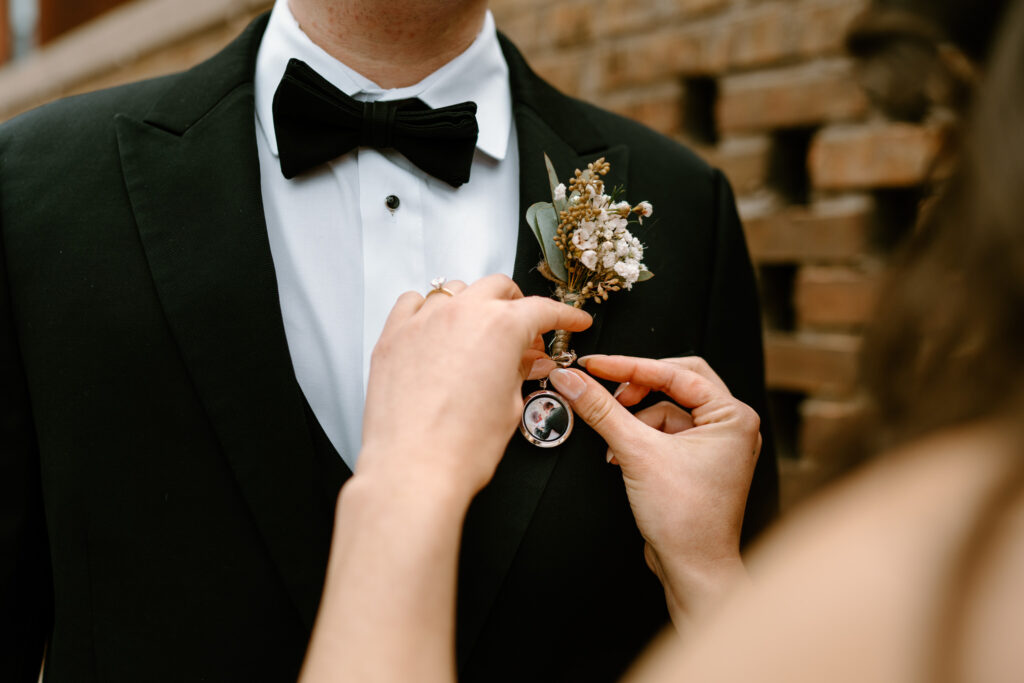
548;369;650;461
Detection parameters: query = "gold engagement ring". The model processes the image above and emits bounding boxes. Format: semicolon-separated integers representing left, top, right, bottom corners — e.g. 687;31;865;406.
425;276;455;299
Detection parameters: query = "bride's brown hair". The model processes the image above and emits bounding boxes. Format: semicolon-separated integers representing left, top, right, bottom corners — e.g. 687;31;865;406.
842;0;1024;452
782;0;1024;489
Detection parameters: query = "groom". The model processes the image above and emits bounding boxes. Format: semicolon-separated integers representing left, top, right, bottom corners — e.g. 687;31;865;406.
0;0;778;681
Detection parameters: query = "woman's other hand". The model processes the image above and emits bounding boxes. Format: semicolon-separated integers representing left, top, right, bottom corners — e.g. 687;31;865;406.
357;274;592;505
548;355;760;631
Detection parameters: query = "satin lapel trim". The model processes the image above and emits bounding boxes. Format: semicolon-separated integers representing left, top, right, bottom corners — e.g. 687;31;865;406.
115;85;330;630
456;98;630;668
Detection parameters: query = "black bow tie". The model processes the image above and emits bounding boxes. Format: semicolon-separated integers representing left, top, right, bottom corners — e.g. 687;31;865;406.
272;58;479;187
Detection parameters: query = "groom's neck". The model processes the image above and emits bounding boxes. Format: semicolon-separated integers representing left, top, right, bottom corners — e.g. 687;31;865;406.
287;0;488;88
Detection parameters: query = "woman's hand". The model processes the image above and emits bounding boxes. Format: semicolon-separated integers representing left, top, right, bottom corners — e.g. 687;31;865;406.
547;355;760;631
301;277;590;683
357;274;592;505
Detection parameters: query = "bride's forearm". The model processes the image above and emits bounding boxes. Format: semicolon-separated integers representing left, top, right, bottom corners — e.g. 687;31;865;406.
658;555;750;638
299;468;470;683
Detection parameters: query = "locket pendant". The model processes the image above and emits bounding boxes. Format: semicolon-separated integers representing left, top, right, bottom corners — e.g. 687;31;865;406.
520;380;574;448
520;351;577;448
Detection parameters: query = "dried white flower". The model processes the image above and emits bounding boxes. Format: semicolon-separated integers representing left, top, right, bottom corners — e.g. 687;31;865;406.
614;260;641;287
554;183;566;201
572;230;598;251
637;201;653;223
581;250;598;270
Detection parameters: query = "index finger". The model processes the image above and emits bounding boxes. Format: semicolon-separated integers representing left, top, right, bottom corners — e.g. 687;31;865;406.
659;356;730;394
579;355;722;410
511;297;592;339
465;274;524;301
378;290;425;341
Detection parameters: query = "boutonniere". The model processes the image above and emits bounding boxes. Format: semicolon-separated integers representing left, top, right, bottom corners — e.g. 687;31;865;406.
519;154;654;449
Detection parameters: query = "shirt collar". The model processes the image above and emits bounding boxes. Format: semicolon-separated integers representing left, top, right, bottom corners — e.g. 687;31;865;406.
254;0;512;162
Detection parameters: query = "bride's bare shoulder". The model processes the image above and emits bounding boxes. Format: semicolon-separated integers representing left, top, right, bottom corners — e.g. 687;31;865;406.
626;421;1024;683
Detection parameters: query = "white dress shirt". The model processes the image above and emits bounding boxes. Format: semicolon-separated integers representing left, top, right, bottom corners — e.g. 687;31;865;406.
253;0;520;469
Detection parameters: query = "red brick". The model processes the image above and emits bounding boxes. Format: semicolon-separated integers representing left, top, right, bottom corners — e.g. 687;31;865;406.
717;59;868;133
590;0;729;40
526;49;589;99
490;0;542;16
724;0;869;69
696;135;772;195
723;3;790;69
600;23;726;91
0;0;274;121
778;457;821;512
799;397;868;464
541;0;596;49
0;0;10;66
493;9;542;54
672;0;731;17
741;195;873;264
809;123;944;190
797;0;871;57
795;265;881;329
607;83;685;137
593;0;666;39
66;13;264;99
764;331;861;396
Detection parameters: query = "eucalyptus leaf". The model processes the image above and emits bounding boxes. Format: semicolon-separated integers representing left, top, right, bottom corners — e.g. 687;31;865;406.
526;201;568;282
638;269;654;282
526;202;547;250
543;153;568;214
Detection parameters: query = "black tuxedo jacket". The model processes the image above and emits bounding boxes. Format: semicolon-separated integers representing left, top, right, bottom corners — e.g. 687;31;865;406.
0;15;777;683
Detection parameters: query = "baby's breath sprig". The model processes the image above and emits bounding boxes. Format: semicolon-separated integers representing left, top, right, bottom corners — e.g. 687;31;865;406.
526;154;654;358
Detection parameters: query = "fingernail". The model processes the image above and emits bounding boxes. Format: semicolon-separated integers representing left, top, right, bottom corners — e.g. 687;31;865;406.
613;382;630;399
606;450;614;464
549;368;585;400
577;354;603;369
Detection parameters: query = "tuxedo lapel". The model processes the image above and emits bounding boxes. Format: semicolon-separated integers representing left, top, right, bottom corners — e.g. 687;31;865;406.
114;15;334;630
456;35;631;668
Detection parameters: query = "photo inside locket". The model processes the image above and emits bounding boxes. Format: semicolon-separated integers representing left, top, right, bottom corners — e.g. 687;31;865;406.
524;396;570;441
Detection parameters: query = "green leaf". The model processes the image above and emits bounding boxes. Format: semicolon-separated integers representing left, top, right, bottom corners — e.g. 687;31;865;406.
543;153;568;214
526;202;547;249
637;269;654;282
526;201;568;282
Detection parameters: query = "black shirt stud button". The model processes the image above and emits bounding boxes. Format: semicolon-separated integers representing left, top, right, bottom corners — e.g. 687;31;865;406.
385;194;400;211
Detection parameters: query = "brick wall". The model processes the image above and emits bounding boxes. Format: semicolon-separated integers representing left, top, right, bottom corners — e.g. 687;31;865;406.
0;0;937;508
489;0;938;507
0;0;9;65
37;0;134;44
